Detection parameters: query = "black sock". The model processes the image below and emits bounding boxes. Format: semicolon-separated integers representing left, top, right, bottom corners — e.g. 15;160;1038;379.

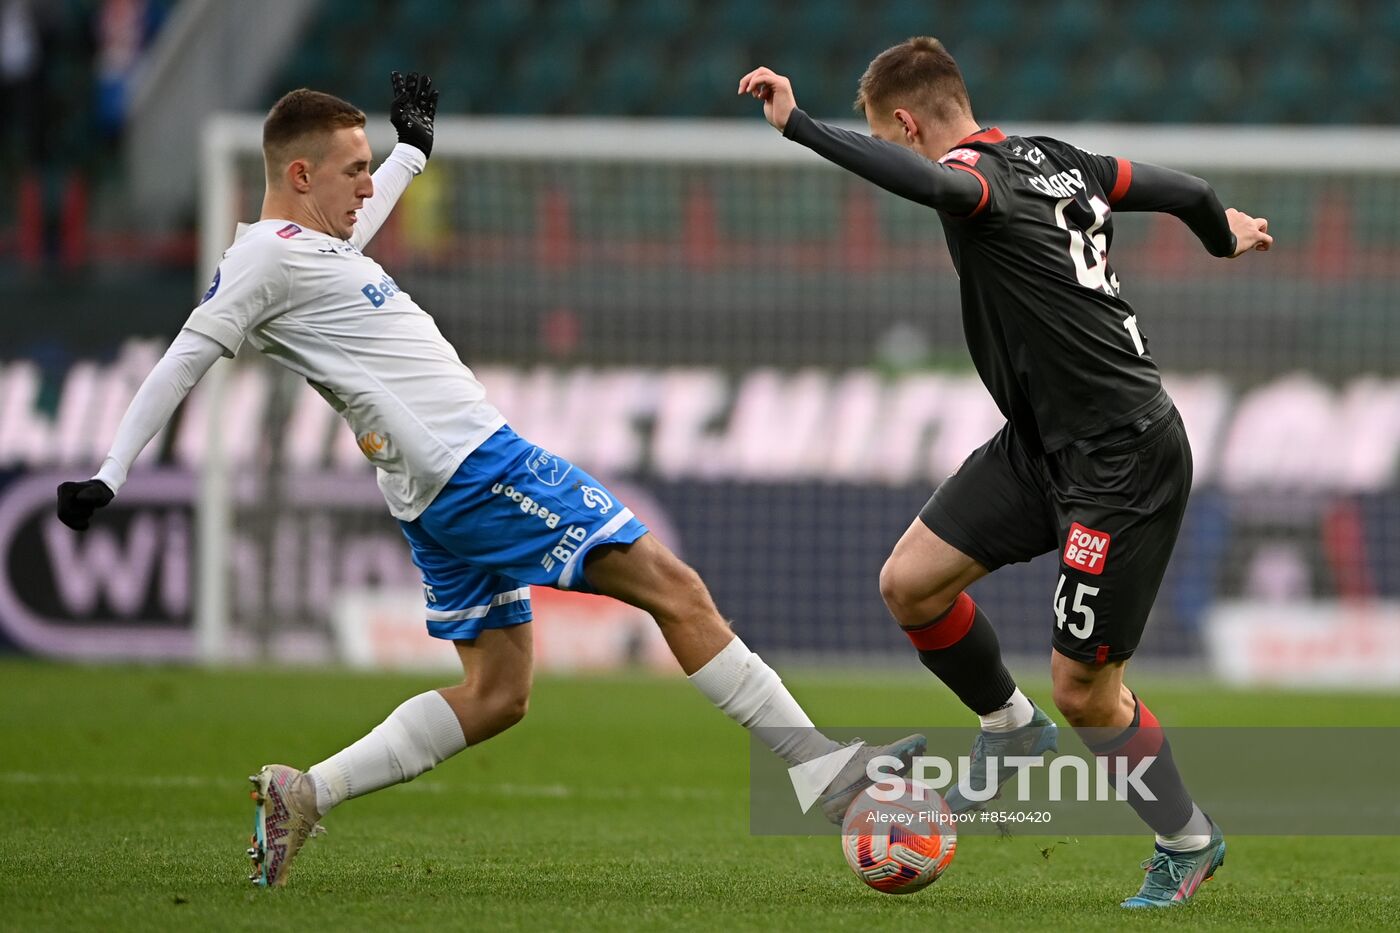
902;593;1017;715
1080;696;1195;836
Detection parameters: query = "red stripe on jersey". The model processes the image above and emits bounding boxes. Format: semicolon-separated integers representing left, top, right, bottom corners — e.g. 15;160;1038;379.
956;127;1007;146
903;592;977;650
1108;157;1133;204
945;162;990;217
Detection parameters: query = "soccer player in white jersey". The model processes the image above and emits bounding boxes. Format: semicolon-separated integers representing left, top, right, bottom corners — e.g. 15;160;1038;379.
54;73;922;887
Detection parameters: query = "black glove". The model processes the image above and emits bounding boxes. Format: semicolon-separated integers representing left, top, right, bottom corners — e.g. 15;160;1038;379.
56;480;114;531
390;71;438;159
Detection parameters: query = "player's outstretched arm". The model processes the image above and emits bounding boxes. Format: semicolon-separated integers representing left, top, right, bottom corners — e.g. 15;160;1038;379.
348;71;439;250
55;330;224;530
1112;161;1272;258
738;66;983;215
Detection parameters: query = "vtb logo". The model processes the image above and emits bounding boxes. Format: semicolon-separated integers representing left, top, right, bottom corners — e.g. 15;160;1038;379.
526;447;571;487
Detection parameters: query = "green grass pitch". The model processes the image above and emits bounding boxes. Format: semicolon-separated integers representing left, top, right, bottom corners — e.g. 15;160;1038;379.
2;660;1398;931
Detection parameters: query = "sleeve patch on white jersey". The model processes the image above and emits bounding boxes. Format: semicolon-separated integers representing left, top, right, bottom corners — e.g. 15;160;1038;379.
199;267;220;304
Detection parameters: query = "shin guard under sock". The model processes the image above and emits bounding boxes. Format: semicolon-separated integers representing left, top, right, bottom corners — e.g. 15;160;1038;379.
1081;696;1198;837
902;593;1018;716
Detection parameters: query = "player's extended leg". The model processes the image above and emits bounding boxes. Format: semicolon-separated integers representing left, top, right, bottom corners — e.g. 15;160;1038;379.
879;518;1057;810
582;533;740;674
1051;649;1223;907
391;423;921;822
583;533;924;821
310;624;533;810
249;624;532;887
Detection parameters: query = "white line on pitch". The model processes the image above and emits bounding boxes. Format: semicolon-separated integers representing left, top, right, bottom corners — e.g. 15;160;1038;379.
0;771;724;802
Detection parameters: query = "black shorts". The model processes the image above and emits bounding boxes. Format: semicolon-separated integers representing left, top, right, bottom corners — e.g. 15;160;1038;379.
919;402;1192;664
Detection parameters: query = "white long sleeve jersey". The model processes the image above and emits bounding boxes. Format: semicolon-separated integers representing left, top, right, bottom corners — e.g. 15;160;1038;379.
177;144;503;520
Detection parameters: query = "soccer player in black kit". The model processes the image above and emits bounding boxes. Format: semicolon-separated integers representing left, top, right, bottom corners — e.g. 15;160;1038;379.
741;38;1272;909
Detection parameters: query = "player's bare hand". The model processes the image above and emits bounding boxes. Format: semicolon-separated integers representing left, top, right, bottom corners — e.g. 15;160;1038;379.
738;66;797;132
1226;208;1272;257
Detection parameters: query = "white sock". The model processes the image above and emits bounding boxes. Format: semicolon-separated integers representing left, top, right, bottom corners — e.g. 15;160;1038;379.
308;690;467;815
1156;804;1213;852
688;636;840;766
978;687;1034;733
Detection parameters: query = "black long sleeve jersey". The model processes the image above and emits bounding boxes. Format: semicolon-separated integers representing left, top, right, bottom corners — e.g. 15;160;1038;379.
784;109;1236;455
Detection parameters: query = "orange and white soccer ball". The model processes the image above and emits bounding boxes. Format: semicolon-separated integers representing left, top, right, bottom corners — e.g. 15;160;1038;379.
841;781;957;894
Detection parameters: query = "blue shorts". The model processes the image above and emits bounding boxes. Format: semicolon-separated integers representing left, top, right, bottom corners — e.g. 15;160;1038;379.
399;424;649;641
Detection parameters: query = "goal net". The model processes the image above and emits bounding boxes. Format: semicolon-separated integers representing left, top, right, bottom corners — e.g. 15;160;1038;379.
194;116;1400;678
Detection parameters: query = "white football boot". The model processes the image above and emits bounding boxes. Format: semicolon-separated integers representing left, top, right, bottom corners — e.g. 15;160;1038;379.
247;764;324;888
818;734;927;824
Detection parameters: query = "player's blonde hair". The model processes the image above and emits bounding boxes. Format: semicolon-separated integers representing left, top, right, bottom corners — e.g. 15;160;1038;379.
262;88;366;180
854;37;973;124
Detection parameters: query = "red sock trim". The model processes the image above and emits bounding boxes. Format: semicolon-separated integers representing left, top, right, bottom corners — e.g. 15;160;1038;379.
1135;698;1160;731
903;592;977;651
1109;699;1165;766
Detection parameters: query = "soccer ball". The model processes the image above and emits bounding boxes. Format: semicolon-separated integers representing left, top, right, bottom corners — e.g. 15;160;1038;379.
841;781;957;894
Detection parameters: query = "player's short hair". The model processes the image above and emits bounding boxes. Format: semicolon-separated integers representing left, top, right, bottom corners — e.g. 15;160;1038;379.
854;37;972;124
262;88;366;176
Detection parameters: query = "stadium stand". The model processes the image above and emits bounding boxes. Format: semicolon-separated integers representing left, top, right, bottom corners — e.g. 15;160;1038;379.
268;0;1400;124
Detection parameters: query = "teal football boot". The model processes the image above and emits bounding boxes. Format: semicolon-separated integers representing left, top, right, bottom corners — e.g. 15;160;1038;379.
1121;821;1226;908
943;702;1059;813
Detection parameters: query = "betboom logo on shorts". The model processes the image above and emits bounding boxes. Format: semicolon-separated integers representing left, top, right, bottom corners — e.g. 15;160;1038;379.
1064;522;1111;575
492;483;563;529
578;484;613;515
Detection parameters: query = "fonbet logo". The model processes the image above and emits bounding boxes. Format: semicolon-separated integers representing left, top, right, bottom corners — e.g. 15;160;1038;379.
786;751;1158;812
1064;522;1111;575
